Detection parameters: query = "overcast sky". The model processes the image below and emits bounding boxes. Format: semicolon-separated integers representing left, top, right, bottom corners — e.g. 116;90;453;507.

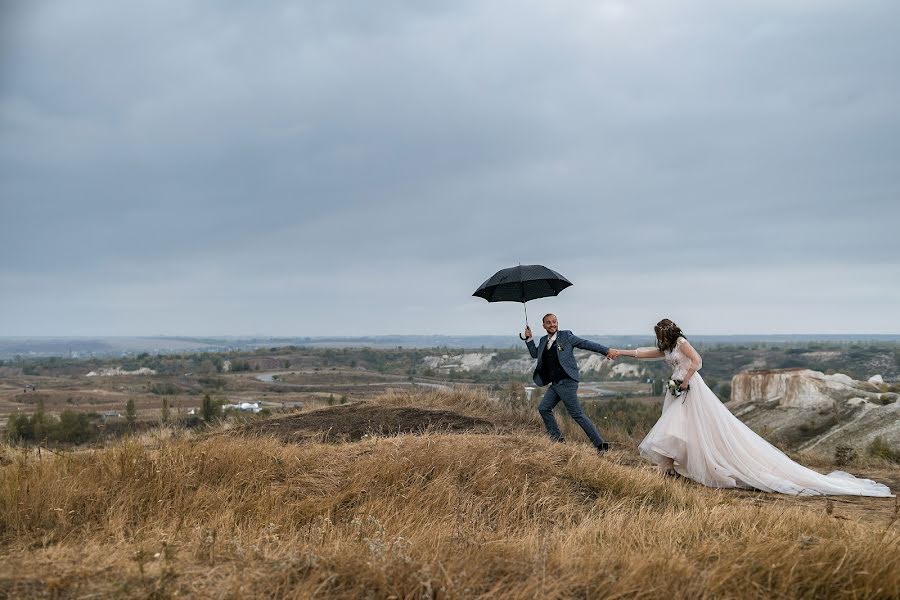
2;1;899;337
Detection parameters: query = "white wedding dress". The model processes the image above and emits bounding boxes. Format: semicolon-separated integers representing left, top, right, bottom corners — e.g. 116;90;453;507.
638;338;893;497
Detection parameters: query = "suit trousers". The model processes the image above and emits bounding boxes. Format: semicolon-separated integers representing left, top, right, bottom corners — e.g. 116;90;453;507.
537;379;605;447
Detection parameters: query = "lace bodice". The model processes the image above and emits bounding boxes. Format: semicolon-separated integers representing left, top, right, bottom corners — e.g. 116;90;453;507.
665;337;697;380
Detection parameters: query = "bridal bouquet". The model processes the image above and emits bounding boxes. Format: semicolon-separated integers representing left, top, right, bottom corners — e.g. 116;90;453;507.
667;379;689;399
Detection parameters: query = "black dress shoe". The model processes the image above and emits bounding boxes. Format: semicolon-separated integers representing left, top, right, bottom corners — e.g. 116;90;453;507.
596;442;612;454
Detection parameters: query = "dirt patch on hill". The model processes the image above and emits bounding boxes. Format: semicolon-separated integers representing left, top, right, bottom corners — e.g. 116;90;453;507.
237;402;494;443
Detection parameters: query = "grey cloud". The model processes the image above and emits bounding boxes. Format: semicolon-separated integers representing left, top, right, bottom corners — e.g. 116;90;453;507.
2;1;899;334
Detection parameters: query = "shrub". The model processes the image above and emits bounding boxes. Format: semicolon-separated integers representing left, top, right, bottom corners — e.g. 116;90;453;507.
879;394;898;406
867;437;900;463
53;411;93;444
161;397;171;423
149;382;180;395
506;381;524;404
581;399;661;435
717;383;732;401
201;393;221;422
125;399;137;425
5;410;96;444
834;445;856;466
5;413;32;442
198;376;227;389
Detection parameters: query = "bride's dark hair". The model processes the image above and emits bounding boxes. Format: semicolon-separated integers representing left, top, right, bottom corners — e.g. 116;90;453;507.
655;319;686;353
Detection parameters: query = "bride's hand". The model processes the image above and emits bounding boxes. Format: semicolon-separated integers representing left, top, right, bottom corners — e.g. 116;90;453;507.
607;349;619;359
679;380;690;391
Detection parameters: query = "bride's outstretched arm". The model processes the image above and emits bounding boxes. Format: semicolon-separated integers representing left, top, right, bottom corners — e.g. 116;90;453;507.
609;347;664;359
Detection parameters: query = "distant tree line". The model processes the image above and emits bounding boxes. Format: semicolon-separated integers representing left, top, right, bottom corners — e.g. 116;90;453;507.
6;402;94;445
7;341;900;384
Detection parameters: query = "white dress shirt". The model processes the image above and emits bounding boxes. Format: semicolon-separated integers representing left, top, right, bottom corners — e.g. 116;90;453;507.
545;332;557;349
526;332;558;347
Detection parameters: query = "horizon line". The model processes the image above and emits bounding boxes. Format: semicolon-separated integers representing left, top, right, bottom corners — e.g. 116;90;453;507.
2;333;900;339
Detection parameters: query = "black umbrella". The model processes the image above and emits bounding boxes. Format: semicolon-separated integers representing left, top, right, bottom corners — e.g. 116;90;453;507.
473;265;573;339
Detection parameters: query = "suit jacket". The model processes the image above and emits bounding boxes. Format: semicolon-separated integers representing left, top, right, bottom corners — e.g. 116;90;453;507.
525;330;609;386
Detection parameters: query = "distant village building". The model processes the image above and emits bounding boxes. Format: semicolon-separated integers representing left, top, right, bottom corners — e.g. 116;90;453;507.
86;367;157;377
222;401;263;413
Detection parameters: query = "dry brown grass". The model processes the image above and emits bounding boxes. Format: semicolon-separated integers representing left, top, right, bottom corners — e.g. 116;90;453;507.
1;389;898;599
377;387;537;428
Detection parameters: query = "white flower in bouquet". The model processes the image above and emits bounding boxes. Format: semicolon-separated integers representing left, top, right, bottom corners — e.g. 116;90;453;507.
667;378;689;400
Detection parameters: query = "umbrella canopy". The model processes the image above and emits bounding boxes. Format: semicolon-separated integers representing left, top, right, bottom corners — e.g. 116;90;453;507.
473;265;573;339
473;264;573;303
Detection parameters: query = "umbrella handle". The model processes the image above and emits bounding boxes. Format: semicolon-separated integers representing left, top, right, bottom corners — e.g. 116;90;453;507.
519;333;527;341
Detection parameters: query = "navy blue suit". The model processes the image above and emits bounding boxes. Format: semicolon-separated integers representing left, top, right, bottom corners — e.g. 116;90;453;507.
526;330;609;447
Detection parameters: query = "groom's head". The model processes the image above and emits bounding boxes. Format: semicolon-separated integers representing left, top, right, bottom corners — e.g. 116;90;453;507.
542;314;558;335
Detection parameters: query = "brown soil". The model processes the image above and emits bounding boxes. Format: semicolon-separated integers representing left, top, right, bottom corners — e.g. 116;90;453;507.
236;402;494;443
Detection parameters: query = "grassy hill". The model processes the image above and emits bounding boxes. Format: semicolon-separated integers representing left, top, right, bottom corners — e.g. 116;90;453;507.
1;389;898;598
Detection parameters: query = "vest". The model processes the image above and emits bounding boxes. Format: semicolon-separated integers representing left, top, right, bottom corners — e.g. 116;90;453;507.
541;340;569;384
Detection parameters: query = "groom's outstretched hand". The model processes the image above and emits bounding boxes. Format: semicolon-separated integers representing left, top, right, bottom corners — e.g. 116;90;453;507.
607;349;619;360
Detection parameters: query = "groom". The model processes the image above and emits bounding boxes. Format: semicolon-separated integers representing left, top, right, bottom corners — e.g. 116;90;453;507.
524;314;612;453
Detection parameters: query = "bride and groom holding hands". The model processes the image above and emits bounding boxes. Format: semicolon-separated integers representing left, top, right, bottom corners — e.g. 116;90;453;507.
524;313;892;497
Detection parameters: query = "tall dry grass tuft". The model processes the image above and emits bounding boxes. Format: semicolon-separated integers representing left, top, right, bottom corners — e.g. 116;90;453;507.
0;389;898;598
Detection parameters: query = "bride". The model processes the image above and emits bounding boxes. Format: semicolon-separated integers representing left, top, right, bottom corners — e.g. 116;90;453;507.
608;319;893;497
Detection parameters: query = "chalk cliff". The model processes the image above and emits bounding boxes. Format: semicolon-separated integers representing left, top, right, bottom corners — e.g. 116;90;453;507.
728;369;899;453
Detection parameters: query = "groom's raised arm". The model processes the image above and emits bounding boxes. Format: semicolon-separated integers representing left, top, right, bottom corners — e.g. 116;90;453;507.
524;327;539;358
570;333;609;356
